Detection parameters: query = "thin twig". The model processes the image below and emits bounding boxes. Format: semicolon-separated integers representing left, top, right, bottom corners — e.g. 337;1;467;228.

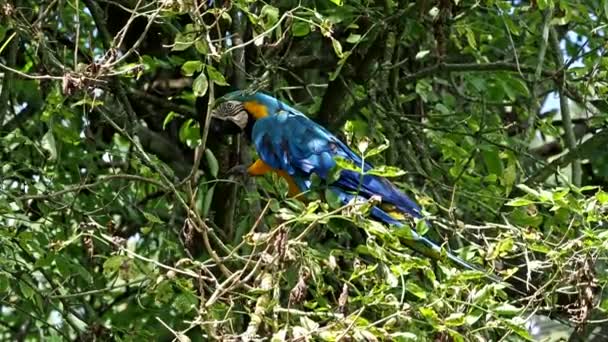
0;62;63;80
108;1;163;67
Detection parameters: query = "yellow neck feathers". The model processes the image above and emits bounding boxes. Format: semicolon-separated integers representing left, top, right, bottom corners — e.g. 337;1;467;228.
243;101;269;119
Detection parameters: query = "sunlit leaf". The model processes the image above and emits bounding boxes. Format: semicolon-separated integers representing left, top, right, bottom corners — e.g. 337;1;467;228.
366;166;406;177
181;60;203;76
193;72;209;96
505;198;535;206
163;111;180;130
41;130;57;160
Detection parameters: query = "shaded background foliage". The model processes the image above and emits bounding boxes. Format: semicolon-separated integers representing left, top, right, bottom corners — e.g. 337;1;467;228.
1;0;608;340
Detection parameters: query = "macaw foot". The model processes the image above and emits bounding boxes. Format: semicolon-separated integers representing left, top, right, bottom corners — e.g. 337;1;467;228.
225;164;249;178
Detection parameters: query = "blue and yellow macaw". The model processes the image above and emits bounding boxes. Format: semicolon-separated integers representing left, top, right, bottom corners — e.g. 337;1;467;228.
210;90;480;272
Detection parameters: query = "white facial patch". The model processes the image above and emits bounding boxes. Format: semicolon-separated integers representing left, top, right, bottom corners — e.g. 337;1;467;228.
211;101;249;129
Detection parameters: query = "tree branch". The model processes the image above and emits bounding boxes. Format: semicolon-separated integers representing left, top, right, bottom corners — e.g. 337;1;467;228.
550;28;581;186
398;61;555;85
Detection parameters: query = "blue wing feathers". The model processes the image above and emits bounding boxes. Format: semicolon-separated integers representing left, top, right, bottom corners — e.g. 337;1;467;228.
251;103;478;271
334;170;423;218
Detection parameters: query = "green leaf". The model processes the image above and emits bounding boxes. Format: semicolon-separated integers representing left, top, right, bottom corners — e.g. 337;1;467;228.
204;148;219;178
334;157;362;173
445;312;466;327
179;119;201;147
406;282;427;299
203;185;215;217
494;303;523;316
173;32;195;51
143;211;164;224
505;317;533;340
465;311;483;325
19;281;35;299
331;38;343;58
357;139;369;153
0;27;8;47
502;161;517;195
163;111;179;130
597;190;608;204
41;130;57;160
550;16;570;26
154;280;174;303
55;254;72;277
174;292;198;313
505;198;535;206
391;332;418;340
465;28;477;49
300;316;320;331
415;219;429;237
195;40;209;54
365;139;390;157
346;33;361;44
325;188;343;209
103;255;127;277
435;103;451;115
292;21;310;37
482;146;503;176
497;75;517;101
328;0;344;5
415;50;430;60
260;5;279;29
193;72;209;97
489;237;514;259
206;65;229;86
537;0;553;10
415;79;434;102
0;274;9;292
181;60;203;76
516;184;540;197
505;76;530;97
366;166;406;177
419;307;439;323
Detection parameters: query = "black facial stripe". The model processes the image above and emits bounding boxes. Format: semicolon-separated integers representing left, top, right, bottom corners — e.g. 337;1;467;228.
217;102;243;118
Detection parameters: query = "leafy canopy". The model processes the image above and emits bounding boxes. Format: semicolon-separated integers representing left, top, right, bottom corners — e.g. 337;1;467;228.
1;0;608;341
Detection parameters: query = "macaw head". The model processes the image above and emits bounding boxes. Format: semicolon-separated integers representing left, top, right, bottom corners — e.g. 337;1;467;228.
209;90;282;136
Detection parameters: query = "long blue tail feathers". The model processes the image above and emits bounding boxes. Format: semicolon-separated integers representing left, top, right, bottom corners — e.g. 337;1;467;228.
332;187;487;273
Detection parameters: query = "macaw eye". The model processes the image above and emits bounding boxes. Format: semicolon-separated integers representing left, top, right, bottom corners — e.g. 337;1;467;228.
221;101;242;115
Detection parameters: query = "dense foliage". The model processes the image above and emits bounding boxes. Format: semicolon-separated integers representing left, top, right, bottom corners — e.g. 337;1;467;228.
1;0;608;340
